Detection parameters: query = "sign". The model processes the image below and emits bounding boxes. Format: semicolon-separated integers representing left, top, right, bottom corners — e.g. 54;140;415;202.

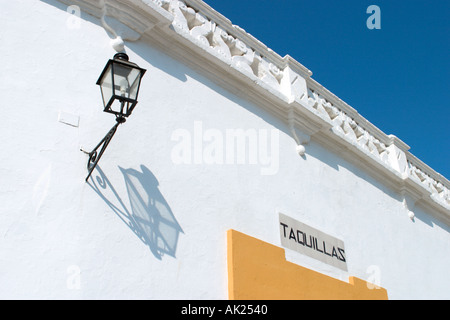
279;213;348;271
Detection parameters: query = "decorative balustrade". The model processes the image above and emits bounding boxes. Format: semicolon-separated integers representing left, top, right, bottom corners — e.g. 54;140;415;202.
152;0;287;92
407;157;450;209
305;87;390;165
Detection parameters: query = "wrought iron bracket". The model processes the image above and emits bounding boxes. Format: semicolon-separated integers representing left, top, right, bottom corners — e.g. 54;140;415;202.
82;115;126;181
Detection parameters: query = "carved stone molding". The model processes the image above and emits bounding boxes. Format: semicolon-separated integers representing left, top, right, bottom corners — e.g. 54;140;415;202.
58;0;173;45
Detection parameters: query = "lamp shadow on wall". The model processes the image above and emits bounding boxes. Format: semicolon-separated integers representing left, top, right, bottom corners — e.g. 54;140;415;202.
88;165;183;260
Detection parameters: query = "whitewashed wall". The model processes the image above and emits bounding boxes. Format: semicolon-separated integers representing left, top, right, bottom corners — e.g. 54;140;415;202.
0;0;449;299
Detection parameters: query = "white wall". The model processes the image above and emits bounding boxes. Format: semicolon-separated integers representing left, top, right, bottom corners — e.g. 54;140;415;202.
0;0;449;299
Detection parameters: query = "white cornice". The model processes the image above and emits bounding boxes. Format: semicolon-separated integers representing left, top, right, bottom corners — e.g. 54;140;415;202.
58;0;449;223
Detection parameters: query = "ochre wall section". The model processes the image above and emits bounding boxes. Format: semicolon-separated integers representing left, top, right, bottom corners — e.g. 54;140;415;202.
227;229;388;300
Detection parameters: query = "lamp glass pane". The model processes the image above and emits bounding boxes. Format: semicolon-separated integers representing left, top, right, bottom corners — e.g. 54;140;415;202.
114;63;143;100
113;63;133;99
99;64;113;108
128;69;142;100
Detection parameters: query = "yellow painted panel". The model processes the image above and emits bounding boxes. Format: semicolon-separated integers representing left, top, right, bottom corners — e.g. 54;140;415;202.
227;229;388;300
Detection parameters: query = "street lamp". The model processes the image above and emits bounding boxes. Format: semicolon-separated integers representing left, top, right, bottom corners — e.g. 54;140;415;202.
84;53;146;181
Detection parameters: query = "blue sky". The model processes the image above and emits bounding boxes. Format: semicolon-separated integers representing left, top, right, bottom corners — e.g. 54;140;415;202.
204;0;449;179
